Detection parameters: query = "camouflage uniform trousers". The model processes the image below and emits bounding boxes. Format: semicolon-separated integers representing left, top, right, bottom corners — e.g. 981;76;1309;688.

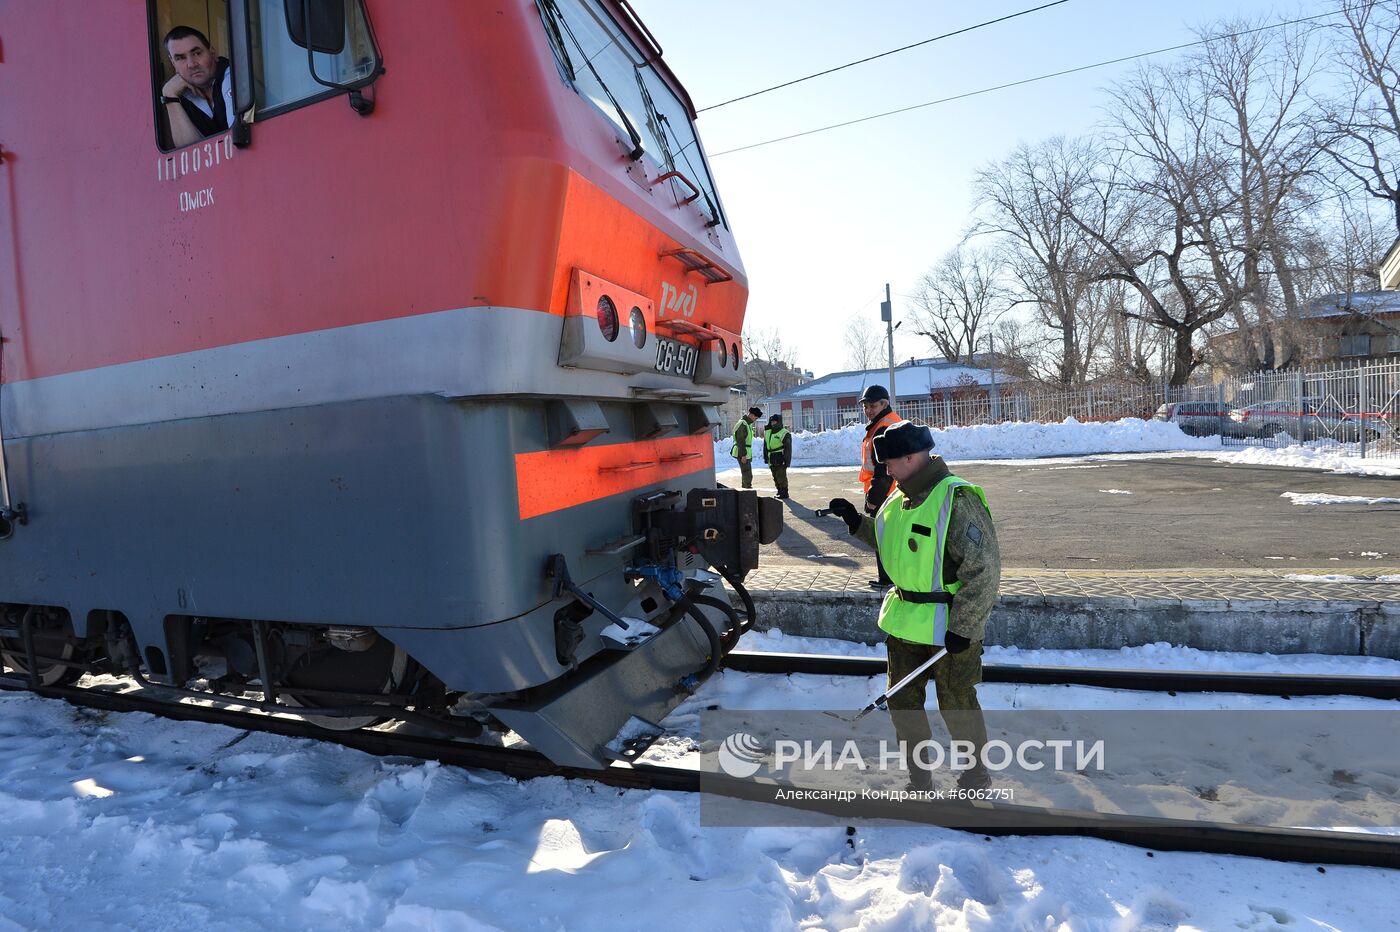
737;458;753;489
885;634;989;780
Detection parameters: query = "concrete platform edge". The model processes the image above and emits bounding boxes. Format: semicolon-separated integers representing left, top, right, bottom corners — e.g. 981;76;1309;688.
738;590;1400;659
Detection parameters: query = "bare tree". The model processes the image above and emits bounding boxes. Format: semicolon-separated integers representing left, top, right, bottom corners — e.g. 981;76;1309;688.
908;245;1006;364
974;138;1100;385
1297;206;1387;297
1188;18;1327;371
988;316;1042;383
741;326;800;400
843;315;884;371
1099;280;1165;384
1052;55;1276;386
1322;0;1400;233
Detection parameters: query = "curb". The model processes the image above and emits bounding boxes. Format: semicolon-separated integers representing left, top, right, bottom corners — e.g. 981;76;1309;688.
738;588;1400;658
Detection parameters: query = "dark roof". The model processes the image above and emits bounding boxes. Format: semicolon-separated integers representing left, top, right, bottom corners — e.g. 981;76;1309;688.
1300;291;1400;319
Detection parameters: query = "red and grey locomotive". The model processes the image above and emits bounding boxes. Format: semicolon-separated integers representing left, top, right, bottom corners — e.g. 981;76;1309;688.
0;0;775;766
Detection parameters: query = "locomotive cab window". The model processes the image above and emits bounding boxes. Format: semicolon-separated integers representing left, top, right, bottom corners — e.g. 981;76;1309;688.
249;0;380;115
535;0;727;230
150;0;381;150
151;1;235;150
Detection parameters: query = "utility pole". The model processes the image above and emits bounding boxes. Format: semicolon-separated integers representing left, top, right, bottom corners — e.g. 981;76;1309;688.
881;283;897;409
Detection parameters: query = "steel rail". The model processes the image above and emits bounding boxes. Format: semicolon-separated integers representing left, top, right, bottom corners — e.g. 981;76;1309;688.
725;651;1400;700
1;672;1398;869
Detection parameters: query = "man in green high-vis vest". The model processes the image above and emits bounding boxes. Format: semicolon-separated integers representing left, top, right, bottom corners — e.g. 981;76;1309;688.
762;413;792;499
826;421;1001;791
730;406;761;490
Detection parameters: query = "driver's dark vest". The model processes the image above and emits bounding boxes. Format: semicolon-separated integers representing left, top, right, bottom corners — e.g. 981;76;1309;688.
177;57;231;138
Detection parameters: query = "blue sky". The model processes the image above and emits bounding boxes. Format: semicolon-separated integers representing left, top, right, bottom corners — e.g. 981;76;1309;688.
628;0;1341;377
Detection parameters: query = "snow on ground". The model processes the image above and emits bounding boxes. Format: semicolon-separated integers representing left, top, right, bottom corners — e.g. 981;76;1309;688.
0;696;1388;932
1287;573;1400;583
717;417;1218;468
3;658;1399;931
715;417;1400;477
1282;491;1400;506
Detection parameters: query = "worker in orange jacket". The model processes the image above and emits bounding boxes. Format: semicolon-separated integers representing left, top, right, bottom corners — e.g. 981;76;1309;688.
858;384;902;588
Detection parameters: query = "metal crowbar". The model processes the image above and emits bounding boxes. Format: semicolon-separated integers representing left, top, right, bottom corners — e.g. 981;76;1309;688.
824;648;949;723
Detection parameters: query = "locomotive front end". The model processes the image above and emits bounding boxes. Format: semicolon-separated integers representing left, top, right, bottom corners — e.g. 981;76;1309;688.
0;0;776;770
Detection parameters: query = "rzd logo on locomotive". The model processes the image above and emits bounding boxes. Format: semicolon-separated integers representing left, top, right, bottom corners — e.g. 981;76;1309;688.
658;281;698;319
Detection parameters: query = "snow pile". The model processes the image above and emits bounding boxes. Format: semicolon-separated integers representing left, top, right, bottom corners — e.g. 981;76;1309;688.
1282;491;1400;506
716;417;1400;476
716;417;1218;468
1195;443;1400;477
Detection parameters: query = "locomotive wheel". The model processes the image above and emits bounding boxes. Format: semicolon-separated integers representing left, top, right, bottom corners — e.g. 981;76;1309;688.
279;635;410;731
0;628;86;687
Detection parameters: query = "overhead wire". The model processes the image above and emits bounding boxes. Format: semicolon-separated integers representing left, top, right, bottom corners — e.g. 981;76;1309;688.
708;7;1362;158
697;0;1073;112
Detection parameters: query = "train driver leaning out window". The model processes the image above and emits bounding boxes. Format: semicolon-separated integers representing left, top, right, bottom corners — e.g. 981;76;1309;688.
159;26;234;147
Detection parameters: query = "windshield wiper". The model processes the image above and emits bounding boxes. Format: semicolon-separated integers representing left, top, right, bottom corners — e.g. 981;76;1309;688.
537;0;577;81
541;0;644;160
636;69;722;228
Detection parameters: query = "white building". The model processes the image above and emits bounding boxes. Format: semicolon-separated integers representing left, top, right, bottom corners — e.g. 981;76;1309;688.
1382;234;1400;291
759;356;1014;431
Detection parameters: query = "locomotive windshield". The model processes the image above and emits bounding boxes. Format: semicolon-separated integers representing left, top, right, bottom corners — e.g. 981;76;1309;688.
536;0;727;230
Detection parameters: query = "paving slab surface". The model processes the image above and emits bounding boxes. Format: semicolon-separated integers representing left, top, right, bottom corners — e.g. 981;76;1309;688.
730;456;1400;591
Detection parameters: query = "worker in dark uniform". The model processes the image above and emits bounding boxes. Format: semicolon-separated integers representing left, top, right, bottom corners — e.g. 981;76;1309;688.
730;407;761;490
857;385;902;589
827;421;1000;791
762;414;793;499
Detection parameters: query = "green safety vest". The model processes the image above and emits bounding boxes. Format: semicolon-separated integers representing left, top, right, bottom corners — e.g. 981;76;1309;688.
765;428;789;452
874;474;990;646
731;419;753;459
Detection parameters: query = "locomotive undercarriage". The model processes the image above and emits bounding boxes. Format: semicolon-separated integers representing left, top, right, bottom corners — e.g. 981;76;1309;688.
0;567;750;766
0;605;456;731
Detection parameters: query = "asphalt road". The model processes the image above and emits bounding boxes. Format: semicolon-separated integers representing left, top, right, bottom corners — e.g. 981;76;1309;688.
730;457;1400;573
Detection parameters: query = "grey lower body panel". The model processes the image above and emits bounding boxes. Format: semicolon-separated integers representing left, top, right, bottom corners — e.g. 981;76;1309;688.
0;392;716;696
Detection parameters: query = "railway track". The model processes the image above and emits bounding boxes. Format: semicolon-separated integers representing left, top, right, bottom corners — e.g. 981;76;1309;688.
3;654;1398;870
725;650;1400;699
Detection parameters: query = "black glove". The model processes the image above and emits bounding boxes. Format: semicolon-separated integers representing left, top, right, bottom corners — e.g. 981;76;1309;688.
944;631;972;654
827;498;862;534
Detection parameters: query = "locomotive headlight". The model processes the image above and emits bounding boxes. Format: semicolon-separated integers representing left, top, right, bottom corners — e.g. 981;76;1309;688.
597;296;620;342
629;307;647;348
731;342;740;370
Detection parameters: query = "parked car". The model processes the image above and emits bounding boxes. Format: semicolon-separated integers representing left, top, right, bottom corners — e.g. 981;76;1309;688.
1152;401;1231;436
1227;401;1396;442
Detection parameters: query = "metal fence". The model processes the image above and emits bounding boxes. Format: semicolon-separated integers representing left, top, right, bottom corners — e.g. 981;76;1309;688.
718;359;1400;461
1187;360;1400;460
